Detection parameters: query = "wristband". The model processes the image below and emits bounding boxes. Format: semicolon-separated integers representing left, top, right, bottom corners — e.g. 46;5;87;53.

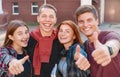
107;46;113;56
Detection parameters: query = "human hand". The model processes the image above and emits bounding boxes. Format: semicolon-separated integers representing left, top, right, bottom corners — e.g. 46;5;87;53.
74;45;90;71
0;41;4;47
92;32;111;66
8;55;29;75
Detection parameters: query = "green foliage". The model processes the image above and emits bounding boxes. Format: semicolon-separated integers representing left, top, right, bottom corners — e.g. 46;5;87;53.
27;22;39;26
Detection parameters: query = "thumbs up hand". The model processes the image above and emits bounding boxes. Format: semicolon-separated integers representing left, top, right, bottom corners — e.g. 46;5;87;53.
8;55;29;75
92;32;111;66
19;55;29;64
92;31;102;49
74;45;81;60
74;45;90;71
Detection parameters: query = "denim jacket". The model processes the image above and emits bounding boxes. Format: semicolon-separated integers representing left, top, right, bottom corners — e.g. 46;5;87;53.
59;43;88;77
66;43;87;62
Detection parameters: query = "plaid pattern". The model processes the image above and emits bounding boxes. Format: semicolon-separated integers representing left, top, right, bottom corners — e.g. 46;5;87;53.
0;47;16;77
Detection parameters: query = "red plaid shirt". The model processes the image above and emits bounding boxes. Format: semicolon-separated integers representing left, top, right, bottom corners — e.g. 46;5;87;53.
0;47;16;77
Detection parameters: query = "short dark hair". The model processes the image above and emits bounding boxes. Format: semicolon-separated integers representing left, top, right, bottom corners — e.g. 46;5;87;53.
75;5;98;21
38;4;57;16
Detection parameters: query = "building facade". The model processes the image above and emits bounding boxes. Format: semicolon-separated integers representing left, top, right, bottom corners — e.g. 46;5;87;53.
2;0;120;24
104;0;120;23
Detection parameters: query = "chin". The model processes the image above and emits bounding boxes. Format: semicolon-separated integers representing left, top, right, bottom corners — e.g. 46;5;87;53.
45;28;53;31
60;41;66;44
22;44;28;47
86;34;93;37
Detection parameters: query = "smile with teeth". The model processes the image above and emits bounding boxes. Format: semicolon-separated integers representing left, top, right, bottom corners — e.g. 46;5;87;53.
84;27;90;31
60;37;67;40
21;39;28;44
44;23;51;27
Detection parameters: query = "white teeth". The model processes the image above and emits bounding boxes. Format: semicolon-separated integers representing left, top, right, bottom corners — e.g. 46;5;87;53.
22;39;28;43
44;24;51;27
60;37;66;40
84;28;89;31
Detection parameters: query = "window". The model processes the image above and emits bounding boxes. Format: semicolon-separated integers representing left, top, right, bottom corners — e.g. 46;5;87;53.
81;0;92;6
31;2;38;15
12;2;19;15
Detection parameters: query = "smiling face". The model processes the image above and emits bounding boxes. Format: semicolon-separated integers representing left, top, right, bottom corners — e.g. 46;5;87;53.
58;24;76;49
9;26;29;48
77;12;99;38
37;8;57;35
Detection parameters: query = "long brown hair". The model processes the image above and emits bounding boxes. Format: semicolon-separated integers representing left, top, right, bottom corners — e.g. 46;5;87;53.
4;20;29;46
57;20;83;44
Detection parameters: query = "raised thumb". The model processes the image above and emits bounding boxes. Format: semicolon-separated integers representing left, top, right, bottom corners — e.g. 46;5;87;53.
93;31;99;42
93;31;102;48
20;55;29;64
74;45;81;60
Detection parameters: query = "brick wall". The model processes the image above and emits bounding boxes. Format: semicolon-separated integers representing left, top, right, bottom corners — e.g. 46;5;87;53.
2;0;43;23
2;0;80;24
2;0;104;24
47;0;80;24
0;13;8;28
104;0;120;23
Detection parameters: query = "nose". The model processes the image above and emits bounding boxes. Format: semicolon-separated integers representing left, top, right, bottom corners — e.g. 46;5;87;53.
83;21;88;27
46;16;50;21
60;31;66;36
23;33;29;39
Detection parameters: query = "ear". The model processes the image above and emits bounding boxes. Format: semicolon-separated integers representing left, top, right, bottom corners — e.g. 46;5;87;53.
8;35;14;41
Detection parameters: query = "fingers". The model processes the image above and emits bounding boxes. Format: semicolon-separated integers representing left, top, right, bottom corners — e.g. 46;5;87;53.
9;64;24;75
74;45;90;71
8;56;29;75
20;55;29;64
92;49;103;58
75;54;90;71
8;59;24;75
74;45;81;60
101;58;111;66
92;48;111;66
92;32;112;67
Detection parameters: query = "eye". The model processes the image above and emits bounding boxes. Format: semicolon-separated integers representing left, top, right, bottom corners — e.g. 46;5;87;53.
25;30;29;34
49;15;54;19
17;32;23;36
78;20;84;24
66;30;70;33
49;15;55;19
58;29;63;33
41;14;47;18
87;18;93;23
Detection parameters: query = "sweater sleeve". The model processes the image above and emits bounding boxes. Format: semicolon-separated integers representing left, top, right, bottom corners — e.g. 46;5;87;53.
0;47;15;67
